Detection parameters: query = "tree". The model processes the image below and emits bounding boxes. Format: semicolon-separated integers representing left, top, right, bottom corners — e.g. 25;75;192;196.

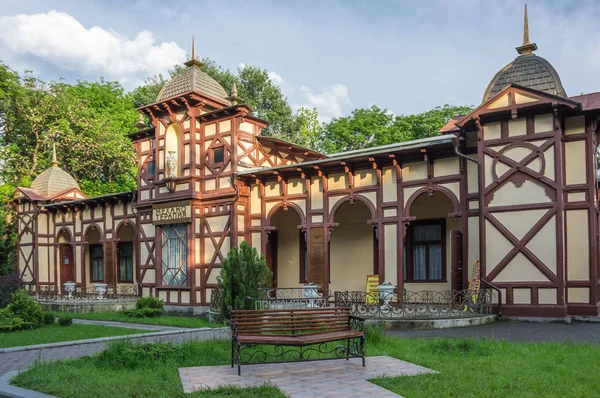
321;104;473;153
0;63;139;273
217;241;272;320
286;107;323;152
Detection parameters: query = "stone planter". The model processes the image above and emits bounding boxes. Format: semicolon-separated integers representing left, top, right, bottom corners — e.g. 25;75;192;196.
63;282;76;299
302;284;320;308
94;283;108;300
377;283;396;309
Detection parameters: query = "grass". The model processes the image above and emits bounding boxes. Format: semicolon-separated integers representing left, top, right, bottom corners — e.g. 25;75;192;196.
11;328;600;397
12;339;284;398
0;324;154;348
52;311;220;329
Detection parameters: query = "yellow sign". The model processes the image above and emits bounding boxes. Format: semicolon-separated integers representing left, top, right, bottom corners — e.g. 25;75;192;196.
366;275;379;304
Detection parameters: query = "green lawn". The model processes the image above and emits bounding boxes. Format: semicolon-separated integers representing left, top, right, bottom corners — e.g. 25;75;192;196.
52;311;220;329
0;324;154;348
11;331;600;397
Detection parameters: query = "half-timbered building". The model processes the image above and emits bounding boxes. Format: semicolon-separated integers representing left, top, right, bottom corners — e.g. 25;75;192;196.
14;9;600;318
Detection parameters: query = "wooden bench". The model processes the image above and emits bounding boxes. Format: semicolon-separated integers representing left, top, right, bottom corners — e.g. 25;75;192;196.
230;307;365;375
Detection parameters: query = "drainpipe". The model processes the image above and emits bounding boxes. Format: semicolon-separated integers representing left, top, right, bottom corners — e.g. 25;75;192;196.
229;172;240;311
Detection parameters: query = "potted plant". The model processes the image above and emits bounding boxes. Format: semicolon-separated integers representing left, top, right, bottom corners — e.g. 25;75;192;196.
63;281;76;299
376;282;396;309
94;283;107;299
302;282;321;308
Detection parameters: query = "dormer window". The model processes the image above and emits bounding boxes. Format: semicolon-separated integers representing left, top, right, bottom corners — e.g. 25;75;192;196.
212;147;224;164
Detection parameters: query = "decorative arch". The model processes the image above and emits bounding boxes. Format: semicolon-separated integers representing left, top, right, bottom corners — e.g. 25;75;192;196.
165;123;183;177
266;202;306;227
115;219;135;237
404;186;460;218
329;195;377;224
56;226;73;243
83;223;104;242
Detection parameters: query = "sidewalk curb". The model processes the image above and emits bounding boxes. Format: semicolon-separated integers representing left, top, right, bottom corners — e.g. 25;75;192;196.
0;327;229;354
0;371;57;398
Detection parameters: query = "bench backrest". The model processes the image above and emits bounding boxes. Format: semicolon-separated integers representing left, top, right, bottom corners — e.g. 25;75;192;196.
231;307;352;336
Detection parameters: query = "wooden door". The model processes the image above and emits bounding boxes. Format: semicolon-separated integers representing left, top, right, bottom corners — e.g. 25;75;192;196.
59;244;74;283
451;231;463;291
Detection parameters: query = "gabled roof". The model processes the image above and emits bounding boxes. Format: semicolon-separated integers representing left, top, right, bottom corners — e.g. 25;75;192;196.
568;92;600;111
456;83;581;128
257;136;326;159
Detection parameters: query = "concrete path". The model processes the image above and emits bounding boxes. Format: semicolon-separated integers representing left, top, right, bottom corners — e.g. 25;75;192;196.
180;356;435;398
71;318;181;331
387;320;600;343
0;328;229;376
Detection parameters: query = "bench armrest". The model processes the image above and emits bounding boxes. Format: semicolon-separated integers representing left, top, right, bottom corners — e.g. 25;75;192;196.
349;314;365;331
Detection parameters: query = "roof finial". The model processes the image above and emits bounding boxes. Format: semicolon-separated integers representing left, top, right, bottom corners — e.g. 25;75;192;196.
516;4;538;55
184;35;205;68
51;143;58;167
523;4;530;46
191;35;196;60
226;81;242;105
136;113;146;131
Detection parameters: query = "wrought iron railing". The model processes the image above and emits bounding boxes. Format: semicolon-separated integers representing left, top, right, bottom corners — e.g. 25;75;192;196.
251;287;333;310
334;289;494;319
209;287;334;313
34;284;139;302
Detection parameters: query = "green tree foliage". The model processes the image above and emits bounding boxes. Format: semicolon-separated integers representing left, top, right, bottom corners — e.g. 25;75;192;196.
0;62;138;273
217;241;272;320
321;104;473;153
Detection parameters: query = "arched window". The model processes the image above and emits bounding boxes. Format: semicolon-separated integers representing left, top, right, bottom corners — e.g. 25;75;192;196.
165;124;183;177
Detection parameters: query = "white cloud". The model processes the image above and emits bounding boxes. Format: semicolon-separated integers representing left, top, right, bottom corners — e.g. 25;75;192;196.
0;11;186;88
296;84;352;121
268;71;284;85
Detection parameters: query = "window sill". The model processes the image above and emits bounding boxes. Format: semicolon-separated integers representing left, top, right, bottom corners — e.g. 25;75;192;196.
403;280;448;284
156;285;191;290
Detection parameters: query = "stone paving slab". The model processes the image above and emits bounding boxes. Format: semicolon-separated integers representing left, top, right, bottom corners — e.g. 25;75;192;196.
179;356;436;397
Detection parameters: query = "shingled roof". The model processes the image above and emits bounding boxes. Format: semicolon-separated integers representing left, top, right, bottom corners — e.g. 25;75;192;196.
30;146;80;196
482;54;566;103
156;65;231;104
482;4;567;103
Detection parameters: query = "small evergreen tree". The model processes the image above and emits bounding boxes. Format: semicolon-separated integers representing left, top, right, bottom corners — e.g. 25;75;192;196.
217;241;272;320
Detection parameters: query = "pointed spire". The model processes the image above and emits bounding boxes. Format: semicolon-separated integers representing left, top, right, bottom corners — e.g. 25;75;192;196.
522;4;530;45
51;143;58;167
516;4;538;55
226;81;242;105
136;113;147;131
184;35;205;68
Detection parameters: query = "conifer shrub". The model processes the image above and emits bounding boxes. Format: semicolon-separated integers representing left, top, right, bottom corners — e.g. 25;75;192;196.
0;290;43;331
58;316;73;327
217;241;272;320
42;312;55;325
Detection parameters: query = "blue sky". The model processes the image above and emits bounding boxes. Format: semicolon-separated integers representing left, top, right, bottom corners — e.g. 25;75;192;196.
1;0;599;121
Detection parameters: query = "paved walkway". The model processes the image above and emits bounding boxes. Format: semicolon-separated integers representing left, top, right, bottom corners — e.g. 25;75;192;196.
387;320;600;343
180;356;435;398
0;328;229;376
71;318;181;331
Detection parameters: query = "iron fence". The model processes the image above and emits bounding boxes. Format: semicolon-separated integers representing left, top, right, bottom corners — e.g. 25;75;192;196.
34;284;139;302
334;289;494;319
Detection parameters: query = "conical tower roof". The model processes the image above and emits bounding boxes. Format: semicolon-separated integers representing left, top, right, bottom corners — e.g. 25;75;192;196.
482;5;567;103
30;144;80;196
